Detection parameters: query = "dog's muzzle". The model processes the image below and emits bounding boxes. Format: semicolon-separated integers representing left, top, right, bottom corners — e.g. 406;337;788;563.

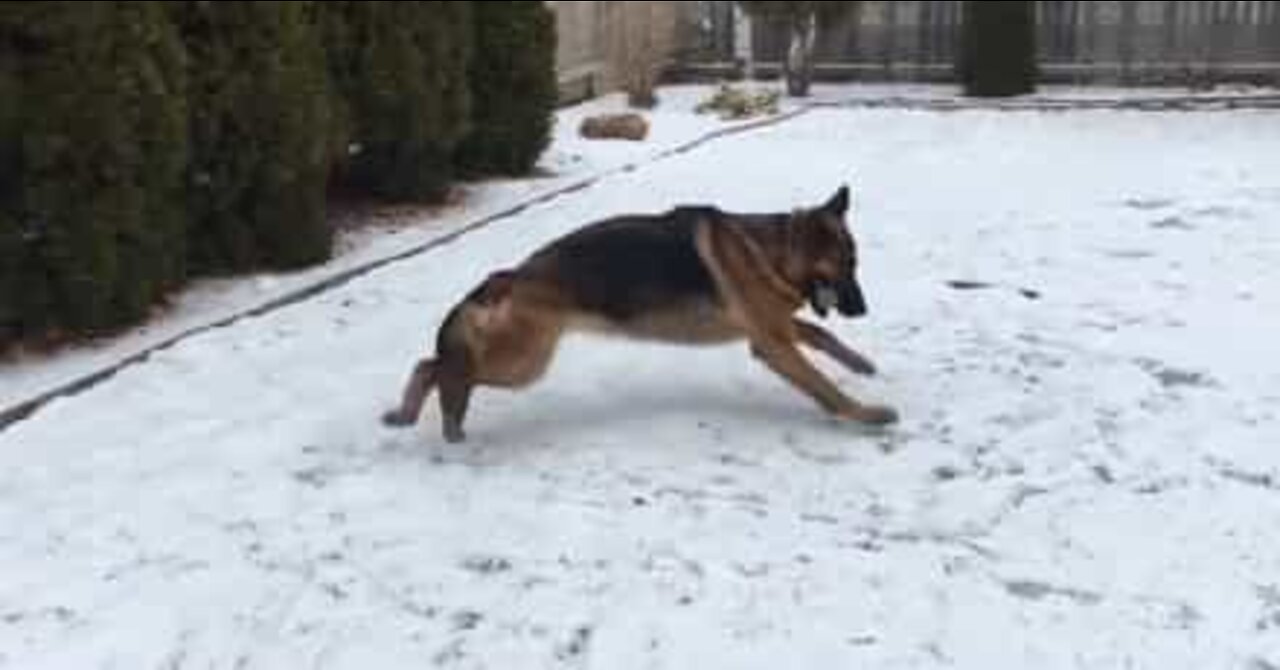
809;279;867;319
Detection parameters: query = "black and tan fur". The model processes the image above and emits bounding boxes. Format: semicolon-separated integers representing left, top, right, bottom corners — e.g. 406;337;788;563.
383;185;898;443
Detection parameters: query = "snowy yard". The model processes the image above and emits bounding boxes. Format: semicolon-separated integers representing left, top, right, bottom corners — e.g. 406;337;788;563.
2;86;1280;669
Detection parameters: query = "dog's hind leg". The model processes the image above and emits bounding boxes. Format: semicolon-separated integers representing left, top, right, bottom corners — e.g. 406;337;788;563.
437;357;474;444
793;319;877;376
382;358;439;428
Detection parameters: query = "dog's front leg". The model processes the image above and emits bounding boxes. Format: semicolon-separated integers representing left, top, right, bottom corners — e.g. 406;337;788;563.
749;338;898;426
792;319;877;376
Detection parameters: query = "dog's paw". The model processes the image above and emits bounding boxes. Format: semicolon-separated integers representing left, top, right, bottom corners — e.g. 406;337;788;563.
851;358;878;376
853;405;899;427
381;409;415;428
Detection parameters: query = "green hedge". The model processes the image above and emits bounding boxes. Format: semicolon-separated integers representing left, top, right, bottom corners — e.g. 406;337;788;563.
457;1;557;177
0;2;187;343
961;1;1038;97
322;1;473;201
172;1;333;274
2;0;559;349
1;21;22;344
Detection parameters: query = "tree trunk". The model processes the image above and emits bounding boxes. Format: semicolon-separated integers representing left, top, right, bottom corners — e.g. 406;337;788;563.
734;5;755;80
784;13;816;97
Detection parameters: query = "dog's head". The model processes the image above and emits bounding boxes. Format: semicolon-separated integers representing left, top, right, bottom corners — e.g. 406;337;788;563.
788;185;867;319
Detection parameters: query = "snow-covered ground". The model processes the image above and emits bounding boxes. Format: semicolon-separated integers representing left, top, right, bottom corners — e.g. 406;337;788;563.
3;85;1280;669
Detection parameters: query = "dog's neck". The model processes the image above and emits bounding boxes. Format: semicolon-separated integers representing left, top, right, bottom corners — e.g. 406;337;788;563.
739;222;808;302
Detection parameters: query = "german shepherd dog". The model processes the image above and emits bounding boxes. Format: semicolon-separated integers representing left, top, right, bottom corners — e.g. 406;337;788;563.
383;185;898;443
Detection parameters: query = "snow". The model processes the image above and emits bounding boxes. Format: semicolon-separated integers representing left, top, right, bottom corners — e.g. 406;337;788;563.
3;85;1280;669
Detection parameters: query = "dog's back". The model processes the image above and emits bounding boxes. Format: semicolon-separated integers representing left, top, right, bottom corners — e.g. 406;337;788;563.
520;208;724;329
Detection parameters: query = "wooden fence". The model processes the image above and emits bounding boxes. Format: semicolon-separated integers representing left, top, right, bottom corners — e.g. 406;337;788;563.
675;1;1280;85
548;1;610;103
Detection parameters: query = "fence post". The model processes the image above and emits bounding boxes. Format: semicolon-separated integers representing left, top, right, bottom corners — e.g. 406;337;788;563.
882;0;898;79
1082;0;1098;84
1268;0;1280;61
1062;0;1073;61
1040;0;1053;68
1162;0;1179;70
1249;1;1265;60
1042;0;1081;78
945;0;962;78
918;0;935;77
1208;0;1227;84
733;3;754;80
1225;0;1242;63
1119;1;1138;84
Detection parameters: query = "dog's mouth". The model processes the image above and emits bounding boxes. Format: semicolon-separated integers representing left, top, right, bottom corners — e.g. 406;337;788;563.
809;279;867;319
810;283;839;317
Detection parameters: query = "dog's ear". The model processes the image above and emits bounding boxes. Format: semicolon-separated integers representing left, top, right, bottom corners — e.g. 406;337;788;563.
824;185;850;217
